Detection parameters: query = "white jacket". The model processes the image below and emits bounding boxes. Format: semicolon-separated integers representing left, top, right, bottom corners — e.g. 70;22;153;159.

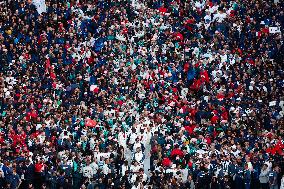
259;168;269;183
280;176;284;189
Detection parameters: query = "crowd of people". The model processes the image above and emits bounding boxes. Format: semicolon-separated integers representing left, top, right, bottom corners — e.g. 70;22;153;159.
0;0;284;188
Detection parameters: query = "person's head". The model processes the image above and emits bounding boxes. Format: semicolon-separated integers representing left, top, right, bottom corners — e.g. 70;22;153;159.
98;177;103;183
188;174;193;181
273;165;279;172
28;183;34;189
263;164;268;170
124;160;128;166
244;163;249;170
42;183;47;189
139;168;144;174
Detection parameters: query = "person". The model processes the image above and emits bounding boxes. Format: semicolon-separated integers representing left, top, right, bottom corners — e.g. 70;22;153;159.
48;172;57;189
184;175;195;189
269;166;279;189
196;168;210;189
280;175;284;189
244;164;251;189
9;169;21;189
28;183;34;189
210;176;219;189
259;164;270;189
234;164;244;189
121;161;129;176
34;159;46;188
41;183;48;189
223;176;232;189
0;169;6;188
133;147;145;165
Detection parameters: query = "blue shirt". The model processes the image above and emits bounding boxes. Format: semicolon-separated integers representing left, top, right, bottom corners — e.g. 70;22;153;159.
268;171;277;185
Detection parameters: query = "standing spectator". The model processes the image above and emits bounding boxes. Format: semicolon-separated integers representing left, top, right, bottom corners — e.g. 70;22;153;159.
280;175;284;189
184;175;195;189
244;164;251;189
260;164;270;189
10;169;21;189
269;166;279;189
210;176;219;189
234;163;244;189
0;169;6;189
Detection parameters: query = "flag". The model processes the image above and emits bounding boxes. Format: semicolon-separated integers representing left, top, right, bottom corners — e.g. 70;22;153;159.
32;0;47;14
187;68;196;81
175;32;184;41
85;118;97;127
90;85;99;93
158;7;167;15
269;27;281;34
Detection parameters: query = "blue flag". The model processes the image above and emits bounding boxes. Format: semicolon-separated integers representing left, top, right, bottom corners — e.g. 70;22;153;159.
187;68;196;81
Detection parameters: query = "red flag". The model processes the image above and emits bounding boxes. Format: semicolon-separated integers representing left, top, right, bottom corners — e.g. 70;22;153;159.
85;118;97;127
175;32;184;41
162;158;172;167
171;148;184;157
158;7;167;15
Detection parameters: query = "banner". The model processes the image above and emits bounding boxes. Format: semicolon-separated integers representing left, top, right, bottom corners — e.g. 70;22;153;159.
269;27;281;34
33;0;47;14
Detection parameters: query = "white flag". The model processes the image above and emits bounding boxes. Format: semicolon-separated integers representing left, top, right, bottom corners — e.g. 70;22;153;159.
33;0;47;14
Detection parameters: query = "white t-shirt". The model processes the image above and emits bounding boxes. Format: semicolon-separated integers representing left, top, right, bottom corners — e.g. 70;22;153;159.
82;165;93;178
208;5;219;14
204;15;212;23
121;164;129;176
213;12;227;23
102;164;109;175
128;132;137;144
90;162;98;174
133;142;142;152
130;164;141;173
134;151;144;163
